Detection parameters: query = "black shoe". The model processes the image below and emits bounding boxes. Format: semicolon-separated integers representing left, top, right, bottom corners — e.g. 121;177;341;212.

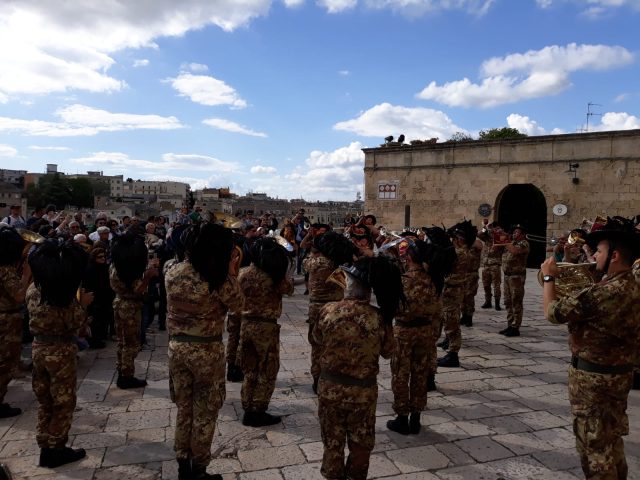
481;300;492;309
409;412;421;434
0;463;12;480
303;289;309;295
460;314;472;327
495;303;502;311
39;448;52;467
427;374;437;392
312;376;319;395
437;352;460;368
436;338;449;351
632;372;640;390
46;447;86;468
498;327;510;335
0;403;21;419
116;375;147;389
504;327;520;337
89;339;106;349
226;365;244;383
177;458;192;480
242;411;282;427
192;463;223;480
386;415;409;435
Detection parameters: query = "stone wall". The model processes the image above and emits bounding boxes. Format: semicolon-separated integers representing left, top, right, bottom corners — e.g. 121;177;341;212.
364;129;640;237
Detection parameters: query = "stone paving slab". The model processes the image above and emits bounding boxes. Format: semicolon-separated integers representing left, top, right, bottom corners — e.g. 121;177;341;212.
0;269;639;479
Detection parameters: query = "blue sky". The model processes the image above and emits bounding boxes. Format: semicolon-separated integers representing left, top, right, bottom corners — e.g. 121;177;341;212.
0;0;638;200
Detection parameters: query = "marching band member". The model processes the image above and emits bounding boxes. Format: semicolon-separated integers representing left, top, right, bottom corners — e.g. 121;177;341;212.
500;224;530;337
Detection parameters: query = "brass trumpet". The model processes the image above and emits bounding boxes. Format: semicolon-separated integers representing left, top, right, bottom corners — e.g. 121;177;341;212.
537;262;595;298
326;268;347;290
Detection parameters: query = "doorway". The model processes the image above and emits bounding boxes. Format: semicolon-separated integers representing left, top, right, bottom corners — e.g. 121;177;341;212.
495;184;547;268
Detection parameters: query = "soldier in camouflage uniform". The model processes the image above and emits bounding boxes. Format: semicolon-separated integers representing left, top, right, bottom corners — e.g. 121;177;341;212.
165;223;243;480
500;225;530;337
27;241;93;468
238;237;294;427
438;221;475;368
543;217;640;479
633;257;640;390
313;256;402;480
302;230;355;393
110;232;158;389
388;240;441;435
478;222;504;310
0;227;30;419
460;235;483;327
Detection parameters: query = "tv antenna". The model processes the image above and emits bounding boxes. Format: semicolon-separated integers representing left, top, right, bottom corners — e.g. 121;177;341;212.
585;102;602;132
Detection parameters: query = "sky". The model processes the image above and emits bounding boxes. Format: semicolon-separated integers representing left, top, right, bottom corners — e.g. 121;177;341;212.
0;0;639;201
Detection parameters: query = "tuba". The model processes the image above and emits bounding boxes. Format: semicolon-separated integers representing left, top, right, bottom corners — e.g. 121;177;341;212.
537;262;595;298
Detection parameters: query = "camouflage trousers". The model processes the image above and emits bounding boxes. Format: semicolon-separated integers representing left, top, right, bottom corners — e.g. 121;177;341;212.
440;284;464;353
568;367;632;479
238;320;280;412
32;343;77;448
113;298;141;377
307;302;324;380
391;323;432;415
169;341;226;466
0;312;22;403
318;382;377;480
226;312;241;366
481;265;501;304
503;273;525;328
461;273;480;316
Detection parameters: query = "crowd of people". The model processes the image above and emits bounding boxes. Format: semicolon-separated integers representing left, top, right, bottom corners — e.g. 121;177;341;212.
0;205;639;480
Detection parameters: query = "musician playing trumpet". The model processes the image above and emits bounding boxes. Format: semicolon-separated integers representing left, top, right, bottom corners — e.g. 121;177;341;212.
500;224;529;337
478;221;504;311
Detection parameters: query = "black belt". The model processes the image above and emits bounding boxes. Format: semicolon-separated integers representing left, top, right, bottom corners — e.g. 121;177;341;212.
244;316;278;324
0;307;22;314
320;370;377;388
571;356;633;375
169;334;222;343
395;317;430;328
33;335;75;343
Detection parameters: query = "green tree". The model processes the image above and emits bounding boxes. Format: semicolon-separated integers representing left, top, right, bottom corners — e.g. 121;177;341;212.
68;178;95;208
448;131;475;142
478;127;527;140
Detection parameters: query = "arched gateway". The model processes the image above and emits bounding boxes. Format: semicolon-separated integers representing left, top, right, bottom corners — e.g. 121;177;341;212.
495;184;547;268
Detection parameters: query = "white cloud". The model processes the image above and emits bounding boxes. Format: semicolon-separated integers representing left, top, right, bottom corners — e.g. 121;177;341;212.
168;73;247;108
338;70;350;76
133;59;149;68
180;62;209;72
282;0;305;7
0;104;184;137
203;118;267;137
535;1;640;17
318;0;494;15
251;165;277;174
318;0;358;13
28;145;72;151
614;93;630;103
506;113;565;136
591;112;640;131
0;144;17;157
418;43;634;108
334;102;466;140
0;2;272;100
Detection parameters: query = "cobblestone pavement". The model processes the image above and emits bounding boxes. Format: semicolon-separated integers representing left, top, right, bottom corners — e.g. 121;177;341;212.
1;270;639;479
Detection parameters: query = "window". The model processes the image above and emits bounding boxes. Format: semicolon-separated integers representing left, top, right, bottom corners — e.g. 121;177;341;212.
377;182;398;200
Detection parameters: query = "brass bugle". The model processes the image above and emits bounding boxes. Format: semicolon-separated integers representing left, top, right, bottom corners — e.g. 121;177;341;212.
326;268;346;290
567;231;585;246
16;228;45;245
537;262;595;298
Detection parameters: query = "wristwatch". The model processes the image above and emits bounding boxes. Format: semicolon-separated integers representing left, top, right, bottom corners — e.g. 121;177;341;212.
542;274;555;283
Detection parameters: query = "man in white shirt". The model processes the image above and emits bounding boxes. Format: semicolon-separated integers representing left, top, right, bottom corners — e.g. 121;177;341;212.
1;205;26;229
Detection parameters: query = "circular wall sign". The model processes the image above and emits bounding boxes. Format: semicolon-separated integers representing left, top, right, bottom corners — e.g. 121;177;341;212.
478;203;492;217
553;204;568;216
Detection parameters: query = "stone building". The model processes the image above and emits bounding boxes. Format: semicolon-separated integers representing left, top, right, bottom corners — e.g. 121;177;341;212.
363;129;640;266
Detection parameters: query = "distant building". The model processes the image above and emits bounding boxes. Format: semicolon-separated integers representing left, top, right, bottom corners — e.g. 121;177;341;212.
0;169;27;187
0;182;27;220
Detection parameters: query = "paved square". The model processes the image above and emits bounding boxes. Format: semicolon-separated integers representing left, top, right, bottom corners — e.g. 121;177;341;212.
1;270;638;479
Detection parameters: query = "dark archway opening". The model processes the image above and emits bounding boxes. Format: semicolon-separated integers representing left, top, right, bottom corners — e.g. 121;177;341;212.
495;184;547;268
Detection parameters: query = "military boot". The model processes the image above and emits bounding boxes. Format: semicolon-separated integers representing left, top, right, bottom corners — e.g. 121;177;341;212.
632;372;640;390
460;314;473;327
46;447;86;468
481;299;492;309
0;463;12;480
436;337;449;351
242;411;281;427
38;448;52;467
504;327;520;337
116;375;147;389
495;299;502;311
226;364;244;383
437;352;460;368
312;376;319;394
386;415;409;435
177;459;191;480
426;374;437;392
409;412;422;434
0;403;21;419
191;463;223;480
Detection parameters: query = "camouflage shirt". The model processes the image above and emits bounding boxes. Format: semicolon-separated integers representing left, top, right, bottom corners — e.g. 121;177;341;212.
548;270;640;366
27;284;85;337
632;258;640;285
502;239;529;275
109;264;144;301
0;265;22;312
395;267;441;324
314;299;394;380
303;254;343;303
165;261;243;337
467;244;482;274
238;265;294;320
445;246;470;286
